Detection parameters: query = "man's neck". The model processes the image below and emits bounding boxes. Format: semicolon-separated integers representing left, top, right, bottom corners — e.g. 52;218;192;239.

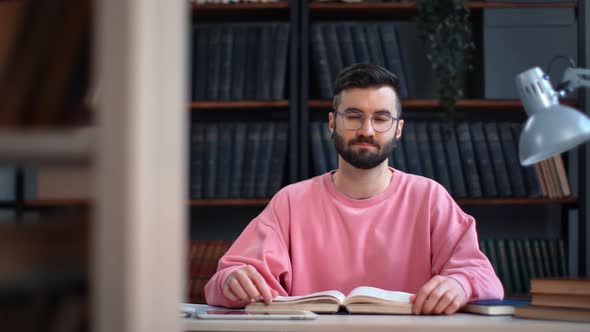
332;161;393;199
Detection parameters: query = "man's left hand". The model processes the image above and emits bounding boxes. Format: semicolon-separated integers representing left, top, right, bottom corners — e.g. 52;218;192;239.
409;275;467;315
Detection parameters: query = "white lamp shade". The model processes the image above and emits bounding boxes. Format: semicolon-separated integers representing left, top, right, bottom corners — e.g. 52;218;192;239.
519;104;590;166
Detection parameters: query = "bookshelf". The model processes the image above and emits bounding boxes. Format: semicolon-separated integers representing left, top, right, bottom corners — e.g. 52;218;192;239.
297;0;588;298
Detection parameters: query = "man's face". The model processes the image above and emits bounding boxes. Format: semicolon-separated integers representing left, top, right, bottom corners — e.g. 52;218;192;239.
329;86;404;170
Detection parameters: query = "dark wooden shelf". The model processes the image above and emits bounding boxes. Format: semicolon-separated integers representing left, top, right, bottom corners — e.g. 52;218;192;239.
190;100;289;110
192;2;289;11
189;199;270;206
309;99;577;111
308;1;576;19
192;2;290;19
455;197;577;206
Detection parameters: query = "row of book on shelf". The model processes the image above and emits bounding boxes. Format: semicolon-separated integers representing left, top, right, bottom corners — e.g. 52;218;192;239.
189;122;289;199
187;240;232;304
478;238;567;297
191;23;290;101
311;22;408;99
311;120;571;198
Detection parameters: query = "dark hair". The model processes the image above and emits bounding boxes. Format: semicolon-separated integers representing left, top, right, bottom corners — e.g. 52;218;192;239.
332;63;402;118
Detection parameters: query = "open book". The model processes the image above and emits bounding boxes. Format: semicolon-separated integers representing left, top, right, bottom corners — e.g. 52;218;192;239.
246;286;413;314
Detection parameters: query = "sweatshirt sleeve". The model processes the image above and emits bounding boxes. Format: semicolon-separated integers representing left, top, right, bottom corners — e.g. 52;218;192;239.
429;186;504;302
204;191;292;308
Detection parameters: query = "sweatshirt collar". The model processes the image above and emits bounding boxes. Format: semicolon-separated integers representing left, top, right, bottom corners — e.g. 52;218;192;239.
323;167;402;208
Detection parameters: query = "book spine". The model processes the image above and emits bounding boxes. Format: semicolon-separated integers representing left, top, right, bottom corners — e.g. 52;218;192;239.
195;25;209;101
523;239;539;279
415;122;436;181
379;23;408;98
364;23;385;68
515;239;531;294
337;23;356;68
204;123;218;198
242;123;262;198
256;24;272;100
271;23;289;100
498;122;527;197
230;25;247;101
351;24;370;64
218;25;233;101
206;26;222;100
216;123;233;198
310;121;328;175
401;122;423;176
230;123;247;198
244;25;259;100
189;123;205;199
310;23;333;99
255;122;276;198
456;122;483;197
507;239;524;295
470;122;498;196
496;239;513;296
484;122;512;197
323;23;343;89
267;122;289;196
441;124;468;197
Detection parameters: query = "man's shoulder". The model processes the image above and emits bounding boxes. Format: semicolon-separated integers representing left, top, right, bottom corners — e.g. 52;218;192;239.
279;173;327;196
396;170;449;196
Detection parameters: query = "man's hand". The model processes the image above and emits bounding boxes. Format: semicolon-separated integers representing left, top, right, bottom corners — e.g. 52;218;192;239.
222;265;279;305
410;275;467;315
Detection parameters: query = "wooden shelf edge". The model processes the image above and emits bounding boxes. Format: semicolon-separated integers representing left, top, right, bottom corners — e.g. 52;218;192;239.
308;1;576;10
309;99;577;110
190;100;290;110
191;2;290;10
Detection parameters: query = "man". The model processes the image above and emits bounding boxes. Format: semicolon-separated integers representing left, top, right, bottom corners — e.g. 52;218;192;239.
205;64;503;315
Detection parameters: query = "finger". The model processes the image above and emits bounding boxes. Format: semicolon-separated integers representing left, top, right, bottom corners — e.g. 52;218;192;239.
443;297;463;316
222;283;240;302
228;277;250;301
423;284;449;315
431;290;456;315
409;294;416;303
271;289;279;298
235;272;262;301
413;277;442;315
247;268;273;303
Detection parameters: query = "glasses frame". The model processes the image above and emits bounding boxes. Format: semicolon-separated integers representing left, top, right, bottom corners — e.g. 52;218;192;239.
334;110;401;133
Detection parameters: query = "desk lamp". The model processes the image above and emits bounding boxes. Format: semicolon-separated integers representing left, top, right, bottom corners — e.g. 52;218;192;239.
515;65;590;166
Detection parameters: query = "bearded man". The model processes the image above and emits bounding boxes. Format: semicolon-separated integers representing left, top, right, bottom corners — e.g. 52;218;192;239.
205;64;503;315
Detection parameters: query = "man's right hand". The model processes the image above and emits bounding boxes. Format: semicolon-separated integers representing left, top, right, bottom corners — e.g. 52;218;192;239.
222;265;278;305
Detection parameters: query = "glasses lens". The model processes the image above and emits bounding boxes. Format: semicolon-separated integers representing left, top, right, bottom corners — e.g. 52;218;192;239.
372;114;393;132
342;111;363;130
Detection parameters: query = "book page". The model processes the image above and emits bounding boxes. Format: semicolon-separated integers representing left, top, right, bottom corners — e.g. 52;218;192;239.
346;286;412;303
273;290;346;304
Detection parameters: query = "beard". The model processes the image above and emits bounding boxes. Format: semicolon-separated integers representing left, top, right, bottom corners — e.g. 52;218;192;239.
333;131;396;170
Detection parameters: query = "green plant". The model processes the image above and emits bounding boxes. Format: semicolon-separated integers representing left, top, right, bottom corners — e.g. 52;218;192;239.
416;0;476;123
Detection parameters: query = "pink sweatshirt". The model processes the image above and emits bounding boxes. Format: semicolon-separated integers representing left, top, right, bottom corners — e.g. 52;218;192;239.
205;169;504;308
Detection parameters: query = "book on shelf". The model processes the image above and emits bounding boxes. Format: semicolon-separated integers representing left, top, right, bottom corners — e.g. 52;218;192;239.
246;286;413;314
461;299;529;316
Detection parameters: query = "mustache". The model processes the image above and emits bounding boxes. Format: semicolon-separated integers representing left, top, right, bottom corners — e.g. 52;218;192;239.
348;137;380;148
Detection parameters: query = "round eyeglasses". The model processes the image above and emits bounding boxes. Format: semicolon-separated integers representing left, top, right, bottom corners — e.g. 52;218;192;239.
335;110;399;133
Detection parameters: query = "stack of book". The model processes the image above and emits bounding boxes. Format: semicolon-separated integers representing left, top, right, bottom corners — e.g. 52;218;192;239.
514;278;590;323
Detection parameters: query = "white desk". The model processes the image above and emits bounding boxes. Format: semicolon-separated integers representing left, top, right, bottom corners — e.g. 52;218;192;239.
183;313;590;332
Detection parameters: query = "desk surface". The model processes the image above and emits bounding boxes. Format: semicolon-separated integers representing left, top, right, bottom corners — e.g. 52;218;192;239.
183;313;590;332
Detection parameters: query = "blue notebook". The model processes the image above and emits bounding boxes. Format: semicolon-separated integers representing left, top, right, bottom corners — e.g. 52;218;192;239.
461;299;529;316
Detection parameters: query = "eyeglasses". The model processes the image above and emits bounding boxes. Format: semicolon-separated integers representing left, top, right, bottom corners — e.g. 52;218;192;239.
335;110;399;133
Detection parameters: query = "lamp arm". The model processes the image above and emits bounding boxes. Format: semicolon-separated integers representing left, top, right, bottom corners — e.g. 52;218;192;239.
557;67;590;92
